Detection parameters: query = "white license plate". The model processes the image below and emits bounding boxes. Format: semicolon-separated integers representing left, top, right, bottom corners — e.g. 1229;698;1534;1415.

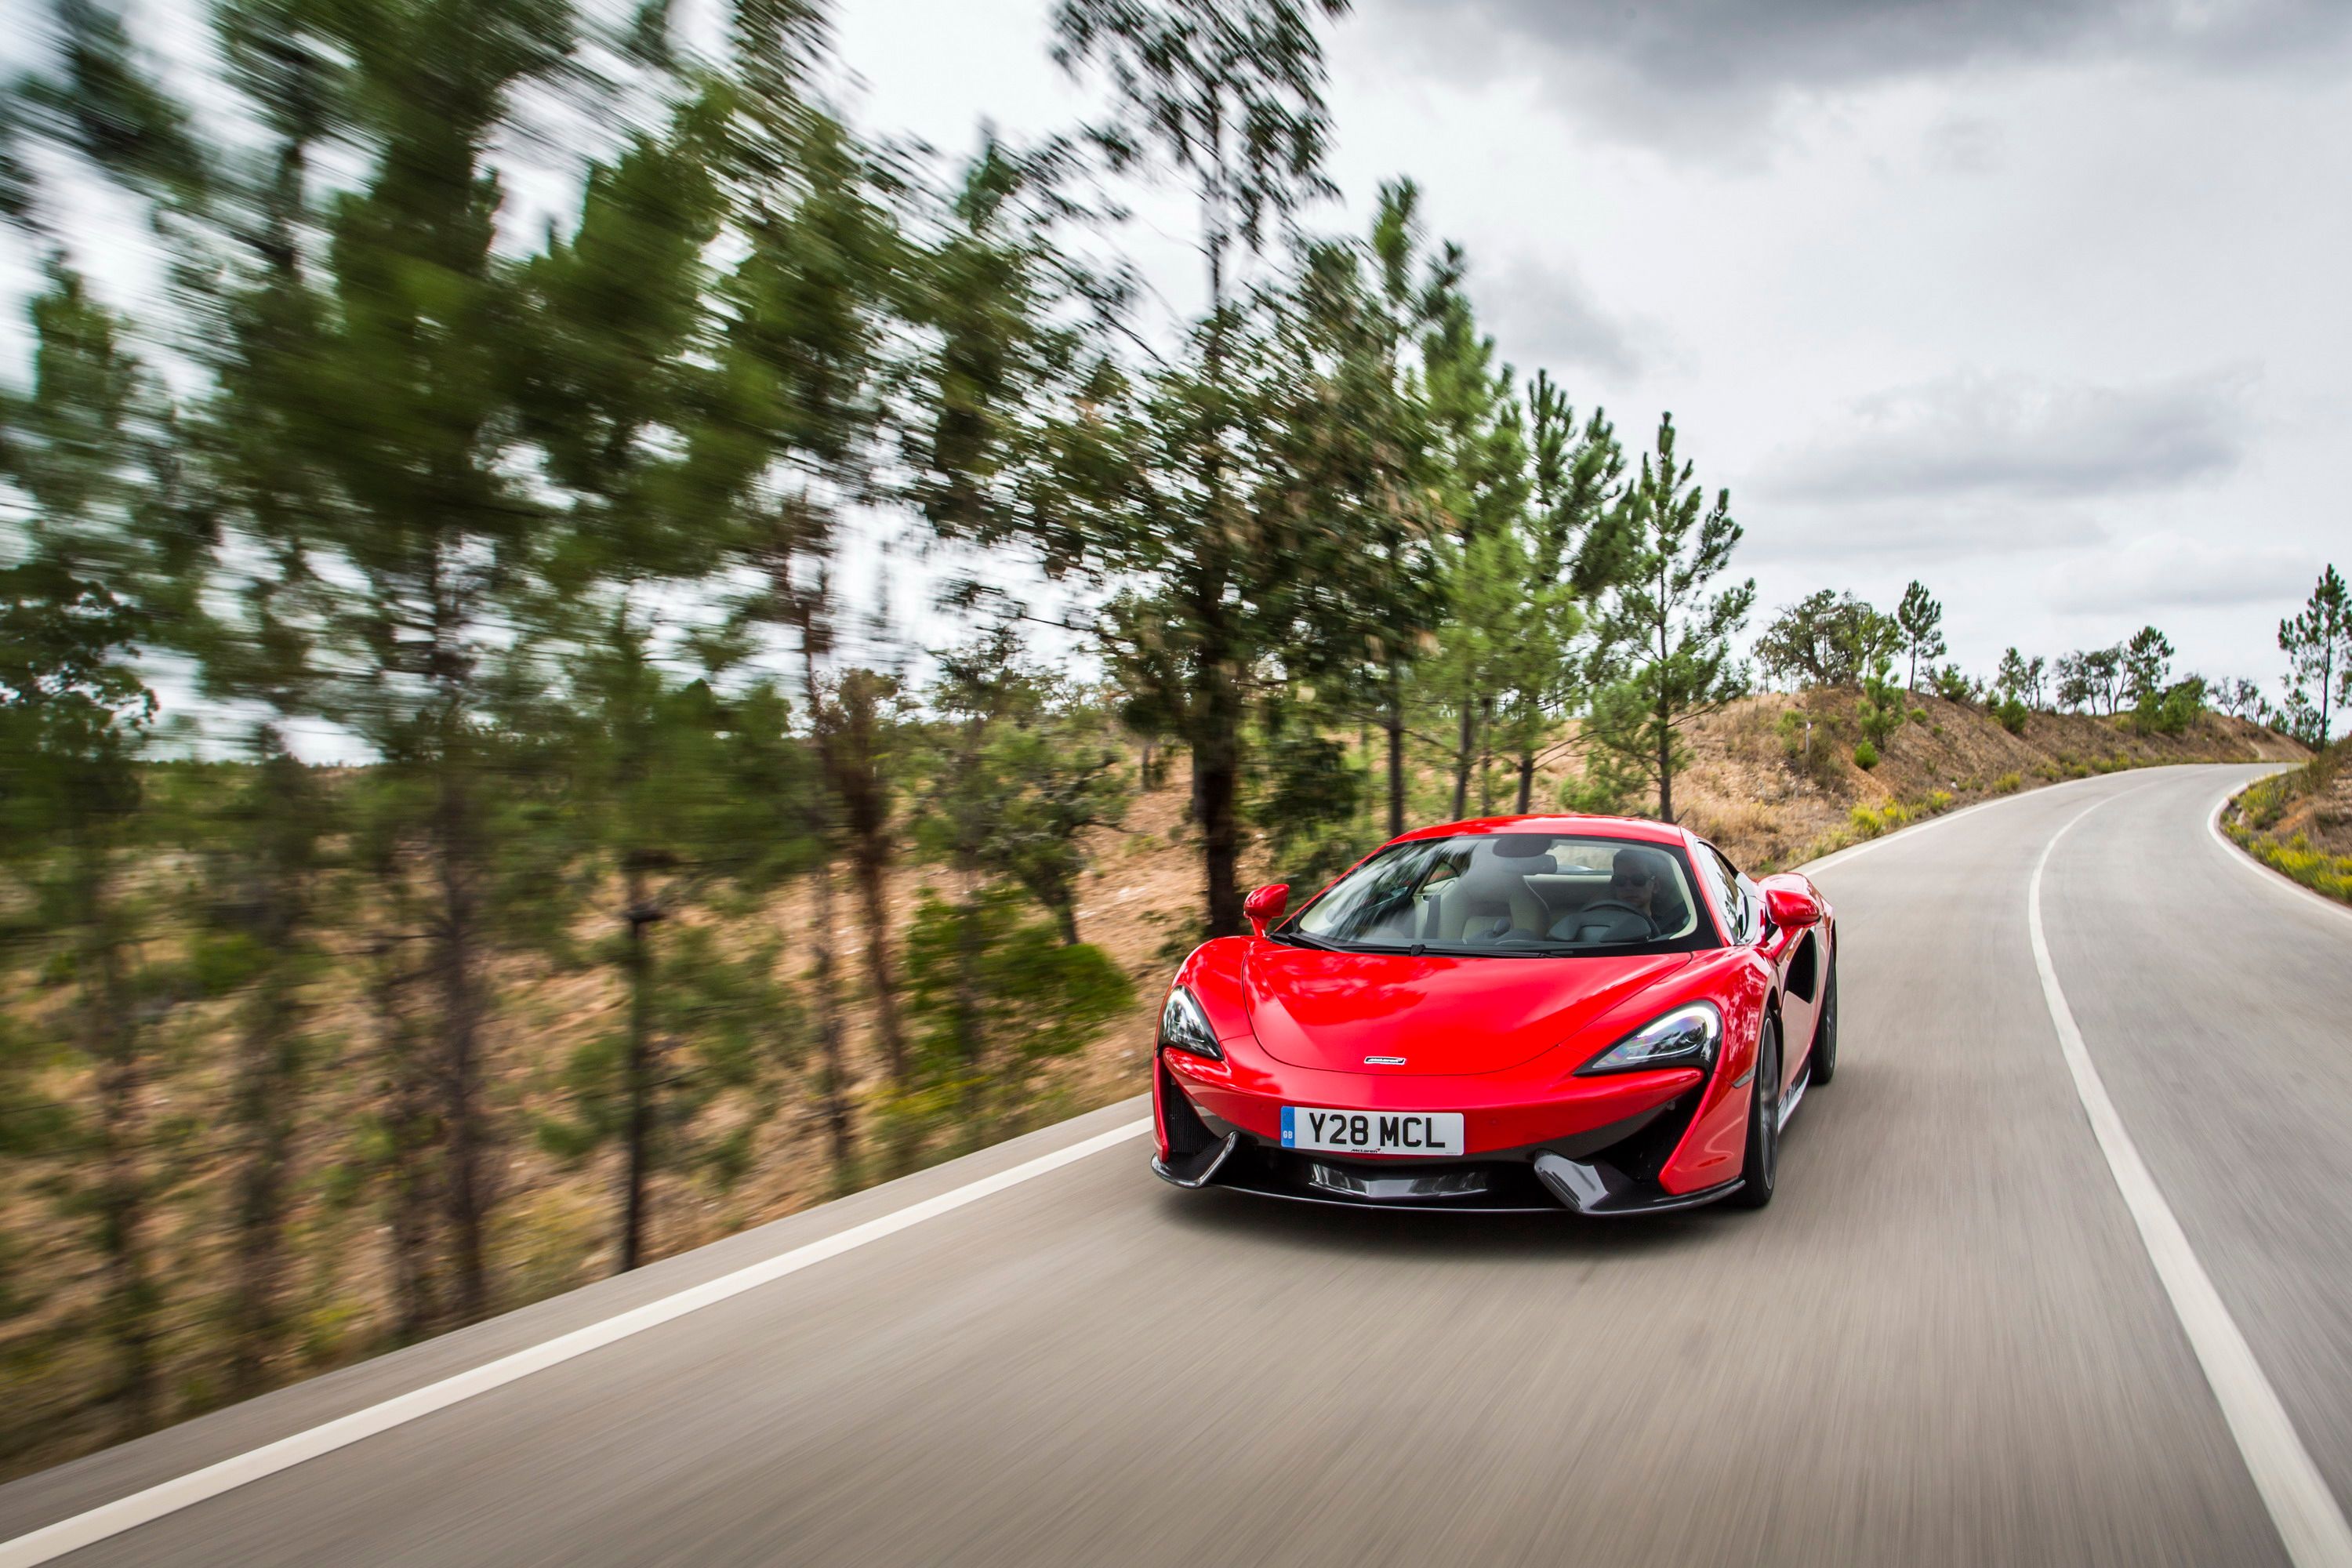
1280;1107;1464;1156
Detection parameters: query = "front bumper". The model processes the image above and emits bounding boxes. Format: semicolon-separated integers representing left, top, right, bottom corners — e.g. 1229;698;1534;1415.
1152;1054;1739;1216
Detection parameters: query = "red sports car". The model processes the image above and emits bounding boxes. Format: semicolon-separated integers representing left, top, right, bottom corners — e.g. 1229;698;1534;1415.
1151;815;1838;1214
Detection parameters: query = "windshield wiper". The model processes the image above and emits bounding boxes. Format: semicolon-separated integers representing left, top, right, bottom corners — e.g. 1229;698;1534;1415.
1267;930;1344;951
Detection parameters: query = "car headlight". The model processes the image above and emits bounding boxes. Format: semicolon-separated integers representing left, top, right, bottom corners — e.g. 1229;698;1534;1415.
1577;1001;1721;1075
1158;985;1223;1061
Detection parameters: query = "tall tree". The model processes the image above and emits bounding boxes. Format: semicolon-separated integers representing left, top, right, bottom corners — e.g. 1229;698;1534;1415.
1584;415;1753;823
2278;565;2349;747
0;563;162;1432
1053;0;1352;936
693;17;907;1163
2120;625;2175;708
1512;369;1624;812
1895;580;1944;695
0;263;183;1429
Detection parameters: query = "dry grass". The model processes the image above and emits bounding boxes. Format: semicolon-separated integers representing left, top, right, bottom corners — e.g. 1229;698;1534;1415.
0;692;2303;1479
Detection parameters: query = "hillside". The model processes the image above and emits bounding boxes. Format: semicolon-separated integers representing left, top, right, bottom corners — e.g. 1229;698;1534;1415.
0;691;2299;1479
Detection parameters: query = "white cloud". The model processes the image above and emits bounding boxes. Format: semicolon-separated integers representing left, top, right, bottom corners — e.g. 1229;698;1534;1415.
1760;368;2255;506
2042;532;2314;615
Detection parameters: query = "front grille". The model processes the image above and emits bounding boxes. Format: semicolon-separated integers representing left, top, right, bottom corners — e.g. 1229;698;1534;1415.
1304;1162;1494;1200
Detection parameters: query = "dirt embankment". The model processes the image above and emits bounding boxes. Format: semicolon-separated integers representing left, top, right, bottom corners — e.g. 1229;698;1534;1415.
1669;691;2301;872
2219;739;2352;902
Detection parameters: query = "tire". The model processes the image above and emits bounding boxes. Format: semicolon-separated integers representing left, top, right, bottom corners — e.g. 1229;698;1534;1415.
1727;1015;1780;1210
1806;955;1838;1086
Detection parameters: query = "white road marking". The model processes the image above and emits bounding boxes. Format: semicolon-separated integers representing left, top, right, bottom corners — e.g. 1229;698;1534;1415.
0;1118;1152;1568
2031;789;2352;1568
2205;777;2352;931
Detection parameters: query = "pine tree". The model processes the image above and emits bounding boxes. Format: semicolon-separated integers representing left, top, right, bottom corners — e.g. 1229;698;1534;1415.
1896;580;1945;695
1584;416;1754;823
2278;565;2349;746
1053;0;1352;936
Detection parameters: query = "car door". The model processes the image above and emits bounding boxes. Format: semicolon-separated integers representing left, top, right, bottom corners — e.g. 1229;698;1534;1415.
1694;839;1820;1089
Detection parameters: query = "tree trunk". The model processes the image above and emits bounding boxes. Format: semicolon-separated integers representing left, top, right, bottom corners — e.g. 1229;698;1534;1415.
954;869;986;1131
615;869;657;1274
78;847;154;1434
806;858;854;1181
373;938;438;1345
1450;693;1474;820
1477;699;1494;815
225;960;298;1395
1051;897;1080;947
433;765;489;1324
849;844;907;1083
1385;662;1406;840
227;746;306;1395
1194;664;1245;938
1516;750;1535;814
1657;707;1675;825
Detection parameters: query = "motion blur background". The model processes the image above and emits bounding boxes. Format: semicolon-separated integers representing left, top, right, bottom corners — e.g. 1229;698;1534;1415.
2;0;2347;1482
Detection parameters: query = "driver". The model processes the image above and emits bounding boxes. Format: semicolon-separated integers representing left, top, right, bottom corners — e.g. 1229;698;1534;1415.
1609;847;1688;935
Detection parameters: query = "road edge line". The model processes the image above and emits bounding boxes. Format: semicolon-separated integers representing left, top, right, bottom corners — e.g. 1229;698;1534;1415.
0;1118;1152;1568
2031;790;2352;1568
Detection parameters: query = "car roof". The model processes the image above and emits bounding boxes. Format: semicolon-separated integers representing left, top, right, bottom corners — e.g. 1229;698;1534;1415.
1388;813;1691;849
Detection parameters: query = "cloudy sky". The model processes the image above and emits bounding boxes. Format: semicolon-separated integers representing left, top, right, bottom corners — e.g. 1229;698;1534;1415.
832;0;2352;691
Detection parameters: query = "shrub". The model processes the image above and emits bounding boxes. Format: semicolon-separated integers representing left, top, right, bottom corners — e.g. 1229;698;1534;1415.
1995;696;2028;735
1994;771;2023;794
1853;739;1879;769
1930;664;1979;703
1922;789;1955;815
1849;800;1912;838
1857;666;1904;748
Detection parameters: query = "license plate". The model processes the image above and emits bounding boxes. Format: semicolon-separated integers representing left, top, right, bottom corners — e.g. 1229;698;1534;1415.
1280;1107;1464;1156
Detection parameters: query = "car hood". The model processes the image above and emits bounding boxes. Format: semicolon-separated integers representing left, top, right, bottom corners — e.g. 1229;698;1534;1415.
1242;946;1697;1076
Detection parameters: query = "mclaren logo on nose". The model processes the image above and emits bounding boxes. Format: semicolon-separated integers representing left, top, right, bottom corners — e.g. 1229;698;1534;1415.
1363;1055;1407;1065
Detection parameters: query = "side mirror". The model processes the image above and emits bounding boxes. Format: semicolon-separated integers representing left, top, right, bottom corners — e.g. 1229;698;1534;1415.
1243;883;1290;938
1759;874;1823;931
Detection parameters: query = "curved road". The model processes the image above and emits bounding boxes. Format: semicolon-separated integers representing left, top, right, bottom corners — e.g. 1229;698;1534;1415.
7;763;2352;1567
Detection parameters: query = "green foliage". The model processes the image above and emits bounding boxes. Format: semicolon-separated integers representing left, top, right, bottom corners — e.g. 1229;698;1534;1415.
1995;696;2029;735
1930;663;1980;704
2135;676;2205;737
890;887;1134;1156
1857;662;1906;750
1852;739;1880;770
1994;771;2024;793
2119;626;2176;709
1754;590;1897;690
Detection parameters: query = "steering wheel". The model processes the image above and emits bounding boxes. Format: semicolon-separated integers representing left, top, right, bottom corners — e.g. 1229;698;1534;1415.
1555;899;1658;944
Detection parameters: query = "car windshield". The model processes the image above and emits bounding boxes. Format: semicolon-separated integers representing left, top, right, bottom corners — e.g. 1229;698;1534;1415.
1280;833;1717;957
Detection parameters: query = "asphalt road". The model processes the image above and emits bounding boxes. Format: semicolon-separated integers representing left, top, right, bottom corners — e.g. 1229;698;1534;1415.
7;762;2351;1567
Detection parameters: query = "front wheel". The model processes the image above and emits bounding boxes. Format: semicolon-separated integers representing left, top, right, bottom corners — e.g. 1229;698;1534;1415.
1727;1016;1780;1210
